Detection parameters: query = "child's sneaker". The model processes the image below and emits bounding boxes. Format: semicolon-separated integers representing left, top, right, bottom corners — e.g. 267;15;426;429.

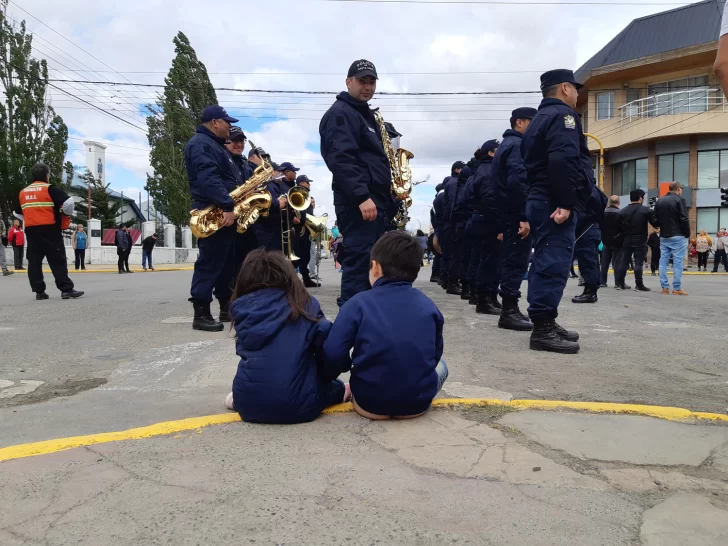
225;392;235;410
343;383;352;403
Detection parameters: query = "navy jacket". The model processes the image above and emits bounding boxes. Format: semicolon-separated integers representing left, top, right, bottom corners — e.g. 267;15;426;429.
469;158;500;231
230;289;335;424
602;206;622;248
185;126;238;212
432;190;446;230
493;129;528;222
253;176;293;237
442;173;470;228
521;98;592;210
319;92;393;211
323;278;444;417
576;184;608;232
453;169;477;223
231;153;255;184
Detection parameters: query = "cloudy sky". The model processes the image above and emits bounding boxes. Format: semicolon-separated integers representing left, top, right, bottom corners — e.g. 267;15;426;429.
9;0;695;229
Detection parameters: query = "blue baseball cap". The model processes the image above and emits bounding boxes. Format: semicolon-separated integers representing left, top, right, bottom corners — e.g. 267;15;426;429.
480;139;500;154
511;107;538;120
540;69;583;91
278;162;300;172
296;174;313;184
201;105;239;123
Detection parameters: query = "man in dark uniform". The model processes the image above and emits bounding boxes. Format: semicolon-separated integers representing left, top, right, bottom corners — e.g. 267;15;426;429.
319;59;394;307
223;126;258;320
437;161;465;290
615;189;657;292
294;174;319;288
443;166;473;295
467;140;502;314
492;108;537;330
186;105;241;332
430;184;446;283
461;149;485;303
600;195;621;287
253;162;296;252
521;70;592;354
572;184;608;303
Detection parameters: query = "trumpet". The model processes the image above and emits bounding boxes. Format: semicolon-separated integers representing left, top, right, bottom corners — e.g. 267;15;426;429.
281;185;311;261
303;213;328;238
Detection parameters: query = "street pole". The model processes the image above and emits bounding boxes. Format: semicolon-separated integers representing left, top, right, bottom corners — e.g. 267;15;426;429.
585;133;605;191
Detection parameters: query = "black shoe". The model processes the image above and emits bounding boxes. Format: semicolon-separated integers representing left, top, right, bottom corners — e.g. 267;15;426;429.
476;292;500;316
126;270;134;274
600;283;608;288
35;292;49;300
429;275;439;283
572;285;598;304
17;267;26;271
446;282;462;296
460;282;471;301
490;294;502;310
61;289;84;300
119;270;125;274
2;270;13;277
303;277;320;288
569;274;578;279
615;283;631;290
439;275;448;289
468;290;478;306
498;300;533;331
218;301;231;323
192;301;224;332
530;319;580;354
634;283;651;292
553;321;579;342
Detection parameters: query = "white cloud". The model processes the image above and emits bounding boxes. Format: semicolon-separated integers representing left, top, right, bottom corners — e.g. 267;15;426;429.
11;0;694;230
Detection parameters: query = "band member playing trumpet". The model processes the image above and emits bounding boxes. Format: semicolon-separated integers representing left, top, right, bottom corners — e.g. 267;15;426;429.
294;175;320;288
253;161;295;251
320;59;394;307
185;105;240;332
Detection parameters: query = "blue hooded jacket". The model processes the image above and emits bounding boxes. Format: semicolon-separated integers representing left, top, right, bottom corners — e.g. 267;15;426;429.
443;169;472;228
319;92;394;211
492;129;529;222
230;289;336;424
323;278;444;417
185;125;239;212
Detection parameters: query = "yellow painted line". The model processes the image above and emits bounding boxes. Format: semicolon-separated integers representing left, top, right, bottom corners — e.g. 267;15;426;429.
1;399;726;463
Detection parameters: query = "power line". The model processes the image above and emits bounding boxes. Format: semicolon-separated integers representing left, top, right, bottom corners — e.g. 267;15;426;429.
35;69;548;75
323;0;689;4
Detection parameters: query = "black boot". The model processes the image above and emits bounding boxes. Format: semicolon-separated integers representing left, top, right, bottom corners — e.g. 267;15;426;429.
439;274;448;290
530;319;580;354
429;274;439;283
468;289;478;305
192;301;224;332
553;321;579;342
490;293;502;310
498;299;533;331
476;292;500;315
219;300;231;323
446;281;462;296
572;285;598;304
634;282;651;292
302;275;320;288
61;289;84;300
460;281;471;301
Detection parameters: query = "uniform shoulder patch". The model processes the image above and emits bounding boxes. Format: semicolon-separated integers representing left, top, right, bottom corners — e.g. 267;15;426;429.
564;115;576;130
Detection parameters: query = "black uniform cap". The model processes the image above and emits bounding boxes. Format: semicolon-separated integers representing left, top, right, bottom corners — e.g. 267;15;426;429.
540;69;583;91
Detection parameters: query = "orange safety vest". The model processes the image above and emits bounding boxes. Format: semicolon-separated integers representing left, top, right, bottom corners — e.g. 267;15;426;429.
19;182;71;229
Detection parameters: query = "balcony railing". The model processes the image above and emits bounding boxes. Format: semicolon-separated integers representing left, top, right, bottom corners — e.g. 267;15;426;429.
618;88;727;123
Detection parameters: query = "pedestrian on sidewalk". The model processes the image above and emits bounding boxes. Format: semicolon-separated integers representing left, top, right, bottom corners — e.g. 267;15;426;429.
71;224;87;271
654;181;690;295
647;228;660;276
115;225;132;274
696;230;712;272
615;189;657;292
13;162;83;300
8;219;25;270
142;233;159;271
711;227;728;272
0;216;13;277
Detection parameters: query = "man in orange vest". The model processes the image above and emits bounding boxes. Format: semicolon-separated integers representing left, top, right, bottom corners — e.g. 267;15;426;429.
14;162;84;300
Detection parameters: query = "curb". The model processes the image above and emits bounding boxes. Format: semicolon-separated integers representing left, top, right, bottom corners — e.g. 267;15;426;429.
1;398;726;463
12;267;194;274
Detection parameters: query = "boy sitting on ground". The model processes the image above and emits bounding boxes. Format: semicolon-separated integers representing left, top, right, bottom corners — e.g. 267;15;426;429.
323;230;448;420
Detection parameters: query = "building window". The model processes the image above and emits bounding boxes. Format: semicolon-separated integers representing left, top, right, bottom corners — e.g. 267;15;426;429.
624;89;642;118
596;92;614;120
697;208;720;237
698;151;720;189
612;158;648;195
657;153;689;187
648;75;709;116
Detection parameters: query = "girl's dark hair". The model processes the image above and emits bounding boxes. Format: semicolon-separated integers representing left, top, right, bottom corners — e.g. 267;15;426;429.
231;249;317;322
415;229;425;237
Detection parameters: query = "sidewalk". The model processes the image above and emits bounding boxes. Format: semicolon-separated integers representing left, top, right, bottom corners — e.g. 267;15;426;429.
11;264;194;274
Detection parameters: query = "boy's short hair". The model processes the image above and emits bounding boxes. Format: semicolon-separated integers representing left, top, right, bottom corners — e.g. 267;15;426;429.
630;189;645;202
371;231;424;282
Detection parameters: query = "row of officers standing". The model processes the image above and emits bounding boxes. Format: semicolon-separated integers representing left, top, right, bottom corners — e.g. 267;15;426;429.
184;106;321;332
431;69;607;355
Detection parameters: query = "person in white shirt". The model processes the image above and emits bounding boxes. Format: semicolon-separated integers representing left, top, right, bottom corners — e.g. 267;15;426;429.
711;227;728;273
715;1;728;99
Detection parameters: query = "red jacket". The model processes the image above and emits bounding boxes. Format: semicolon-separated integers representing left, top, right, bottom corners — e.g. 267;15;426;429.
8;226;24;246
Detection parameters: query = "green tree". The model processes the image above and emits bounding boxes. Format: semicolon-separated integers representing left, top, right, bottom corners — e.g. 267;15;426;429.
73;170;122;229
145;31;218;230
0;0;69;217
62;160;75;190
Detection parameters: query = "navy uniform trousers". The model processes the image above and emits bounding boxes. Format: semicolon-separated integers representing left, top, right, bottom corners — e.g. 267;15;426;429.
335;204;387;307
574;222;601;287
190;225;236;304
526;199;577;321
234;229;258;280
469;215;502;296
439;227;451;280
498;216;532;303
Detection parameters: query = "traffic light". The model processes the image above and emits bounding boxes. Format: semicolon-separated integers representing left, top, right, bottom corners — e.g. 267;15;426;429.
721;187;728;208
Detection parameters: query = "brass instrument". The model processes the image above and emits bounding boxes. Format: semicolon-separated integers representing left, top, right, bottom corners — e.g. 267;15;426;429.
302;213;328;238
281;184;311;261
189;140;273;239
373;109;414;228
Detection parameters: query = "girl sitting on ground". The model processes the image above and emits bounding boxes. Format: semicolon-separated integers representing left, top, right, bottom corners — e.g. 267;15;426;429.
224;249;350;424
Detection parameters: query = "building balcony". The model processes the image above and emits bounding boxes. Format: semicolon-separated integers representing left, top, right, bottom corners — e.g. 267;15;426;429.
618;88;726;122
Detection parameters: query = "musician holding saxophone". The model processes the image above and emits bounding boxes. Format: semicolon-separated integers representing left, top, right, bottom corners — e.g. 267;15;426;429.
185;105;241;332
319;59;395;307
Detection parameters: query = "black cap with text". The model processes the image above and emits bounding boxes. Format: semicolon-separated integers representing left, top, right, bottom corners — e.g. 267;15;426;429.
347;59;378;80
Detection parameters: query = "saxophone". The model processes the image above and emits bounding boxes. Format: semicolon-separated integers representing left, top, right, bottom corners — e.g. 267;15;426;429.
373;110;414;228
189;140;274;239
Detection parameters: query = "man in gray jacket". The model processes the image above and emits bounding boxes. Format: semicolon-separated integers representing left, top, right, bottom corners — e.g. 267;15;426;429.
654;182;690;295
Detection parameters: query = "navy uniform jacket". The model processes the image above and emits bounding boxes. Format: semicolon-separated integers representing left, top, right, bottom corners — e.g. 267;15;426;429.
492;129;528;222
185;126;238;212
576;184;609;232
443;171;470;228
432;190;446;230
254;176;293;237
521;98;592;211
460;159;483;216
468;158;499;232
319;92;393;212
231;154;255;184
